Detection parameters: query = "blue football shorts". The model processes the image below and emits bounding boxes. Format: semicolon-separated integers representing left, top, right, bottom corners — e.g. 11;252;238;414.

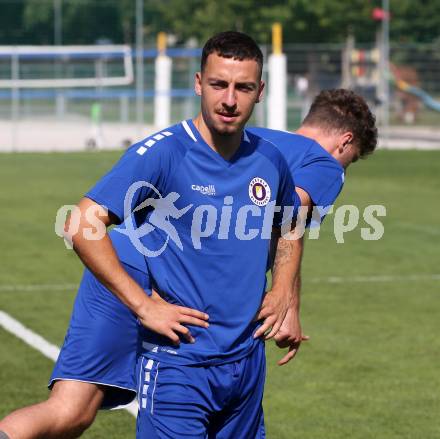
49;263;151;409
136;340;266;439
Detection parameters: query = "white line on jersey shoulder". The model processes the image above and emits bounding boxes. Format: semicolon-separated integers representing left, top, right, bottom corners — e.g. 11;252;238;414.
181;120;197;142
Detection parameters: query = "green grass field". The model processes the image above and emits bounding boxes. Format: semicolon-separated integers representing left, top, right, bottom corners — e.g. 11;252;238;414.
1;149;439;438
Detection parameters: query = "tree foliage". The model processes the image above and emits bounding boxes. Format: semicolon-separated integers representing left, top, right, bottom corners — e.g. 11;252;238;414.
0;0;438;46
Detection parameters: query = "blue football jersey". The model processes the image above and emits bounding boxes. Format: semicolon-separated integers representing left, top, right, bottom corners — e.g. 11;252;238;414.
86;119;299;366
247;127;345;226
110;127;345;271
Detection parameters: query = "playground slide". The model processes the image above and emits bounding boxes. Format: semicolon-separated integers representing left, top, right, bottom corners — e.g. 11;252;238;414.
392;76;440;112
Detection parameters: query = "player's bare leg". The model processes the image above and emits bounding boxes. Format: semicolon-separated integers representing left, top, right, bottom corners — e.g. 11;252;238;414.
0;380;104;439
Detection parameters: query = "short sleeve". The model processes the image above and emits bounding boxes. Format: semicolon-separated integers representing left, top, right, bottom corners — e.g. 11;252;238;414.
86;140;173;222
294;141;344;226
295;162;344;208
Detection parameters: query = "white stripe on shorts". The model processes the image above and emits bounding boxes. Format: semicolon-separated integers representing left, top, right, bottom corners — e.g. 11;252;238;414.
151;362;160;415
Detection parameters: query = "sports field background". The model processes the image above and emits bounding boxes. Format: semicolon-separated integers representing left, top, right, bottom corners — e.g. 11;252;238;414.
0;149;439;438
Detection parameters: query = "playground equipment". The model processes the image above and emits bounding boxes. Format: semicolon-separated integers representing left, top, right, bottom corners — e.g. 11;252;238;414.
343;41;440;124
391;73;440;113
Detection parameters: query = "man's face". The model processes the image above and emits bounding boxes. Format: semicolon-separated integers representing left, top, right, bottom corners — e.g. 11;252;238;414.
195;52;264;136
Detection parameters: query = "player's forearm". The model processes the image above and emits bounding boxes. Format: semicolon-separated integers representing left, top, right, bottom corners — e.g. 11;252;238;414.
68;197;150;315
72;232;149;314
291;271;301;311
271;233;301;298
70;215;210;343
290;237;304;311
269;228;280;271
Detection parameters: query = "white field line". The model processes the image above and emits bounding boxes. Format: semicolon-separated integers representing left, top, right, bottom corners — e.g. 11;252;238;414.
0;284;77;292
395;222;440;236
1;273;440;294
308;273;440;284
0;310;137;417
0;310;60;360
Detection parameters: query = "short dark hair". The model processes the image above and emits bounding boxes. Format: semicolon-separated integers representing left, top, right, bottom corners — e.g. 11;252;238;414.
302;89;378;158
201;31;263;77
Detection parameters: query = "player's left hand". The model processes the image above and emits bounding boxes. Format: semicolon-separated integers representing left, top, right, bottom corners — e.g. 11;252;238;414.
275;334;310;366
253;288;291;340
274;307;309;365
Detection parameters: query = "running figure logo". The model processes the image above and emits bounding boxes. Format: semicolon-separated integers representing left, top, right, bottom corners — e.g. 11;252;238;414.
116;181;193;257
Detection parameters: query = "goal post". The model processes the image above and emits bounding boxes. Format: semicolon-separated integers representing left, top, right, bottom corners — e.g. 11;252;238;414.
0;45;134;88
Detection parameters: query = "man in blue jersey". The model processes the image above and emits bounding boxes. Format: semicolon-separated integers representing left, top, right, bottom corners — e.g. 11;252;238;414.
0;91;377;439
0;31;301;439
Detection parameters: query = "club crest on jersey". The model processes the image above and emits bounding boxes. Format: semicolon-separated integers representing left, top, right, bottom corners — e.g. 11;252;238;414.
248;177;271;206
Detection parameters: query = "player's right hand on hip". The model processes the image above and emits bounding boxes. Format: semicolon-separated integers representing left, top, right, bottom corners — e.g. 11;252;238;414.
137;289;209;345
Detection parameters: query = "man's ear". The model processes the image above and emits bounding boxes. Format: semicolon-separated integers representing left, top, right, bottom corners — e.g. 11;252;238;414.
194;72;202;96
256;80;265;103
340;131;354;151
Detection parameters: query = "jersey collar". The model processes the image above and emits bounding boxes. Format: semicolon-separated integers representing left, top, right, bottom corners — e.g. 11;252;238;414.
181;119;251;166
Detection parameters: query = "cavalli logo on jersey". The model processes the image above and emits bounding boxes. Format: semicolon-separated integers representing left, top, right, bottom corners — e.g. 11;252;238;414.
191;184;216;196
248;177;271;206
